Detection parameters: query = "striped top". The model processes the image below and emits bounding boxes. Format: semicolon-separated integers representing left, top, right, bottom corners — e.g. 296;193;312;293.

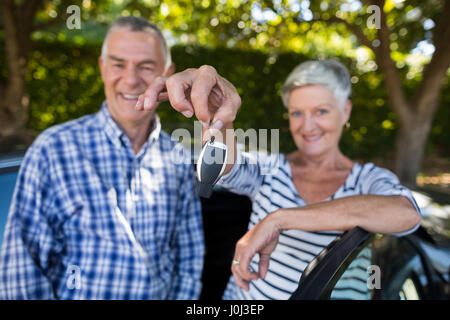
219;147;421;300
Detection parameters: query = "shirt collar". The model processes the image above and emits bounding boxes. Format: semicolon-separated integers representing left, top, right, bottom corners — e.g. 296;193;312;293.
97;101;162;150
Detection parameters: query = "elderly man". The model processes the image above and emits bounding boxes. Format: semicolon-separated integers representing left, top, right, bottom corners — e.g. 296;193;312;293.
0;16;205;299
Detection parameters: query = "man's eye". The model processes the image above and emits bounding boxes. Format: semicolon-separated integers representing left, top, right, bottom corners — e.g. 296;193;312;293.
113;64;124;69
139;65;155;72
290;111;301;117
317;109;328;115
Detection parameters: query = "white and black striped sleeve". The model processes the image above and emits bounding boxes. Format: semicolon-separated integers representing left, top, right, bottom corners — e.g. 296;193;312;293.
218;145;280;200
362;164;422;237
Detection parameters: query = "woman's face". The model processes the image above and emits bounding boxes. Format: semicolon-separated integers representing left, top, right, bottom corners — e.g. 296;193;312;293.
288;85;351;158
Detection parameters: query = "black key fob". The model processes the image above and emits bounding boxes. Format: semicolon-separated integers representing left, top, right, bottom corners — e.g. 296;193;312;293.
196;137;228;198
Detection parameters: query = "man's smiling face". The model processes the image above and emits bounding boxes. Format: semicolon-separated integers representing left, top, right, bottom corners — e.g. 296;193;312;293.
99;28;169;127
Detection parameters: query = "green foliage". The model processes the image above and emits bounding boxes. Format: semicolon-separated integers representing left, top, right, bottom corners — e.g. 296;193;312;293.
23;41;450;160
26;42;104;131
6;0;445;159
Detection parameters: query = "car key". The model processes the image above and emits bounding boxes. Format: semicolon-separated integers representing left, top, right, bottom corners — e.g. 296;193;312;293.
196;129;228;198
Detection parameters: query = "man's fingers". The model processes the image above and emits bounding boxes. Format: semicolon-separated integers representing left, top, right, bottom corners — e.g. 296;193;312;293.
165;70;195;118
153;66;240;124
190;65;220;124
139;66;240;124
135;94;145;110
210;102;237;130
137;76;168;111
157;91;169;102
211;78;241;129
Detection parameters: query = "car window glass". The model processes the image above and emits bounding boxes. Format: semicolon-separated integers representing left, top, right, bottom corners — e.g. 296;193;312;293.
0;172;19;246
330;245;372;300
329;234;430;300
371;235;426;300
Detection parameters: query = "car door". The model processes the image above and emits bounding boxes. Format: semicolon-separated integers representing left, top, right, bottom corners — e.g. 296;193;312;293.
0;152;24;247
289;226;449;300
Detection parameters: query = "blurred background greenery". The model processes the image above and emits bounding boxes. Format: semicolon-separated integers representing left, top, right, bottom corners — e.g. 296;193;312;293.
0;0;449;189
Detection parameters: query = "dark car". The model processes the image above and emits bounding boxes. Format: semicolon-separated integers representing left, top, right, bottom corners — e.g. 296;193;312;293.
1;151;449;300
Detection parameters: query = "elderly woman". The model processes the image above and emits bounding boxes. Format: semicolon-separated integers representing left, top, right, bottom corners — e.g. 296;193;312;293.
137;59;422;300
214;59;422;300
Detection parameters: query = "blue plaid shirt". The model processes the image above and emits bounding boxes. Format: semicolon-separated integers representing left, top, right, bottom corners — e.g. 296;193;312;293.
0;103;204;299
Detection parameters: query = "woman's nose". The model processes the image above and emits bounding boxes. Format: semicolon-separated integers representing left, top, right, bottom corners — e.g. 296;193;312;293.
302;114;317;132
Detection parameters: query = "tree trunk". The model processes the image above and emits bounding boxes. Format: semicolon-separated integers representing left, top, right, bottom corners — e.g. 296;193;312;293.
0;0;42;149
373;0;450;186
394;112;434;187
314;1;449;185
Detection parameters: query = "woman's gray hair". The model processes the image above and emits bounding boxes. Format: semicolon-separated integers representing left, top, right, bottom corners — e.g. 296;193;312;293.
280;59;352;111
101;16;172;72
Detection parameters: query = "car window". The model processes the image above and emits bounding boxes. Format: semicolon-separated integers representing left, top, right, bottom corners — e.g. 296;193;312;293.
289;227;373;300
328;233;436;300
330;245;373;300
370;235;428;300
0;171;19;247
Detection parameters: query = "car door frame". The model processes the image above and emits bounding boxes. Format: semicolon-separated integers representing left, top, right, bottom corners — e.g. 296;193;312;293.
289;226;373;300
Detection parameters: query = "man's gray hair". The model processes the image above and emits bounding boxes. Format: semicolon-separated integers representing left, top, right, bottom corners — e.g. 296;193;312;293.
101;16;172;71
280;59;351;111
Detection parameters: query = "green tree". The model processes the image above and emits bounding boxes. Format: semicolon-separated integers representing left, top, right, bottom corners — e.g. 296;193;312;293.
139;0;450;186
0;0;113;146
306;0;450;187
1;0;449;186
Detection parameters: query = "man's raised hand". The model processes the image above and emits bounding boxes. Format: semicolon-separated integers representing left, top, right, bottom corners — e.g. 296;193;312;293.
135;65;241;129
